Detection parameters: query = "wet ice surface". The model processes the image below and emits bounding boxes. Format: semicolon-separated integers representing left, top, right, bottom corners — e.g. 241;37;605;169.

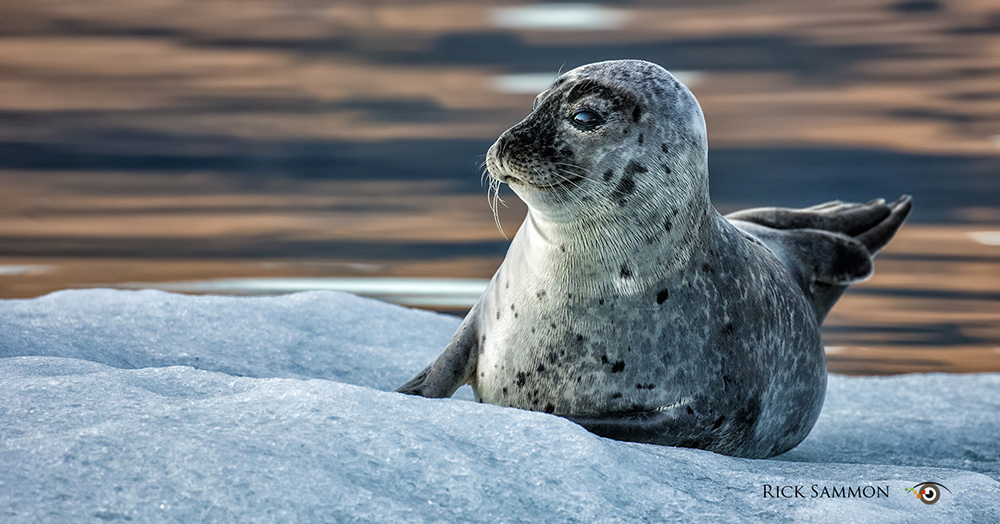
1;290;998;522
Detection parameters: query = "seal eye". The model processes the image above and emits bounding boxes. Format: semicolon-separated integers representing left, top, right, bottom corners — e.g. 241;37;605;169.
571;109;605;131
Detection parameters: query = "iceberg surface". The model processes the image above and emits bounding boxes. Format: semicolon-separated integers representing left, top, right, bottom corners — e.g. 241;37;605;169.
1;290;998;522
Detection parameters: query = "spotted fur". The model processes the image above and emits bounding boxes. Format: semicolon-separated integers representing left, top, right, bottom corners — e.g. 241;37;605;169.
397;60;910;459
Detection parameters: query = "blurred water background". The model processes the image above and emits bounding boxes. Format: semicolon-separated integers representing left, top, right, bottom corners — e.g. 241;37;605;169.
0;0;997;374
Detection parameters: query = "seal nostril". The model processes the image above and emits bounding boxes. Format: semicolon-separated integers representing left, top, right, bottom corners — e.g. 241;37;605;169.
497;137;509;159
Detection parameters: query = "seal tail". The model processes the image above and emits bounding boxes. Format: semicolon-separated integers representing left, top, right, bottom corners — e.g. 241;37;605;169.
727;195;912;323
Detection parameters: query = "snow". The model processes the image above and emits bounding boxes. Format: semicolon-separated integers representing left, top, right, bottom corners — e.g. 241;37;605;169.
1;290;998;522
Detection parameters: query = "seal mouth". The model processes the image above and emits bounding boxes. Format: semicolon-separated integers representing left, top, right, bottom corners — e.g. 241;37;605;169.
496;171;585;191
486;139;585;191
522;174;585;191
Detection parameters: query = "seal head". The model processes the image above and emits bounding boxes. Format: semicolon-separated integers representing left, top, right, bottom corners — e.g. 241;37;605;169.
487;60;708;230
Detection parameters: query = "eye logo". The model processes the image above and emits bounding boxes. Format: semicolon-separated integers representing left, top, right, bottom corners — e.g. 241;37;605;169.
905;482;951;505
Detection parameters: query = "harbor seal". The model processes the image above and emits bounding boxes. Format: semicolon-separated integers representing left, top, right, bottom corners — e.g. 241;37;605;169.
397;59;911;459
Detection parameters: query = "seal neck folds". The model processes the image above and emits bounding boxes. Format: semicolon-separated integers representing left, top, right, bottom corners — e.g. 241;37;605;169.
511;185;713;297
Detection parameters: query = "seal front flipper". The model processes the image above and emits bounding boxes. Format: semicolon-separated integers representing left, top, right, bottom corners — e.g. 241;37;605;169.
727;195;912;322
396;303;480;398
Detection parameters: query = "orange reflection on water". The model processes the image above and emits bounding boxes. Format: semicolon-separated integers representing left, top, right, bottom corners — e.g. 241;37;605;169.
0;0;997;375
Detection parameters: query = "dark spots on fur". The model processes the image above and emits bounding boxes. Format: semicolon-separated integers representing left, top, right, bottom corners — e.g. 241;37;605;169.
712;415;726;430
656;288;670;304
576;334;584;342
502;387;508;396
701;263;715;275
602;169;614;182
613;173;635;205
737;397;761;431
637;133;644;145
496;310;500;320
611;392;623;399
661;163;671;174
612;161;644;203
559;245;566;252
632;105;642;123
620;264;633;279
536;290;546;300
536;364;546;373
567;293;573;299
664;216;672;232
516;372;528;388
514;312;518;318
686;406;694;415
611;360;625;373
661;143;669;154
636;383;655;390
723;322;735;336
624;160;648;177
510;304;515;311
601;355;609;365
598;298;605;305
544;403;555;414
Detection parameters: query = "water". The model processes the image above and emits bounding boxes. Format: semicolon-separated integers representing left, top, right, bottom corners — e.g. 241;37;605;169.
0;0;997;374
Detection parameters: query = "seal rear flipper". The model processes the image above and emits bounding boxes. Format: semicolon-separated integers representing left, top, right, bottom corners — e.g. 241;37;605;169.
731;221;873;322
854;195;914;255
727;195;912;323
725;195;912;251
396;304;480;398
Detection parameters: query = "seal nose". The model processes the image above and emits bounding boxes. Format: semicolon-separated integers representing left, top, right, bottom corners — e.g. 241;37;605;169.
495;135;509;160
